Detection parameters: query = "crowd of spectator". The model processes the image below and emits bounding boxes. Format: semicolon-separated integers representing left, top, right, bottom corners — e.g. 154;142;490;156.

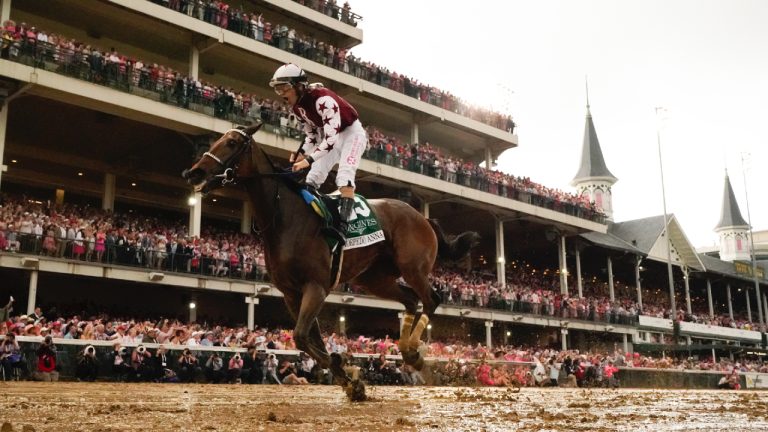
2;302;763;389
148;0;513;132
0;193;268;280
1;189;759;333
291;0;361;26
423;262;763;332
0;21;607;222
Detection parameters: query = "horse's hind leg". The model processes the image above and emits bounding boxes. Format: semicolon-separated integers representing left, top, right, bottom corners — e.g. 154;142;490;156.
352;266;420;359
399;267;439;370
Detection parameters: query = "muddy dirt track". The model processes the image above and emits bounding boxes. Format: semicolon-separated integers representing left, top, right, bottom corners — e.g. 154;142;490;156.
1;382;767;431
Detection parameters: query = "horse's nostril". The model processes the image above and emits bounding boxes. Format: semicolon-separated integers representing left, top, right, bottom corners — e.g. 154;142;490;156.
182;168;205;183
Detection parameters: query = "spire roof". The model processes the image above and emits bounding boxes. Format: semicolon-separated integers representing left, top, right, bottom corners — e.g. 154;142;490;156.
715;173;748;229
571;108;617;185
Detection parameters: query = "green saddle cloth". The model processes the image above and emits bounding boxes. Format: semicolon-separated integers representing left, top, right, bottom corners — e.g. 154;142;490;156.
303;191;385;250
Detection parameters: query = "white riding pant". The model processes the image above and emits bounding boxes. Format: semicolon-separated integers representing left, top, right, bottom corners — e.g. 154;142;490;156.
306;120;367;190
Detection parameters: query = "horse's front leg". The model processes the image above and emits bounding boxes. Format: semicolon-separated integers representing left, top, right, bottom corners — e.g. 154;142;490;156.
293;282;366;401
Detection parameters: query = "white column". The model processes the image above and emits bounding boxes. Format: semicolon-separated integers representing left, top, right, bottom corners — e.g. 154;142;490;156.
607;255;615;302
188;192;202;237
421;201;430;219
189;46;200;80
102;173;116;211
410;120;419;145
245;296;259;330
683;268;692;315
560;329;568;351
339;314;346;335
484;147;493;170
746;288;752;322
485;321;493;349
622;333;629;353
763;294;768;327
495;219;505;288
635;257;643;309
706;279;714;318
426;323;432;342
0;0;10;23
26;270;38;315
398;312;404;332
559;236;568;295
0;105;7;190
575;248;583;298
241;201;252;234
727;284;734;320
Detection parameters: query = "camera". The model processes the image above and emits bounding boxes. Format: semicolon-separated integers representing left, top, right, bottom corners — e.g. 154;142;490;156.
183;348;191;355
137;345;146;354
85;345;95;355
233;354;241;361
119;347;128;356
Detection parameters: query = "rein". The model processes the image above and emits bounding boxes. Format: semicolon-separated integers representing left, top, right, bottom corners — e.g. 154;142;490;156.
213;128;304;235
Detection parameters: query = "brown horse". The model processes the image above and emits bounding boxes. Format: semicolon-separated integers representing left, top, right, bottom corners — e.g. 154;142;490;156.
182;124;478;399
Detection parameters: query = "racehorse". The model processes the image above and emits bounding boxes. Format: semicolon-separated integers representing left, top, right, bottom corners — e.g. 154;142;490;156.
182;124;479;400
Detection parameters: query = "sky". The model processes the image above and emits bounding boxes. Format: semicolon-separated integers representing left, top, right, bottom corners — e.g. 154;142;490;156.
348;0;768;248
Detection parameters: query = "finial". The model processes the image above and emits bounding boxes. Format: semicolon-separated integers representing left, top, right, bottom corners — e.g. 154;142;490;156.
585;75;590;111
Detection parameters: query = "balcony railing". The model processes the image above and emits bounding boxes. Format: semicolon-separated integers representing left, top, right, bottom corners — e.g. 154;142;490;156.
0;41;605;224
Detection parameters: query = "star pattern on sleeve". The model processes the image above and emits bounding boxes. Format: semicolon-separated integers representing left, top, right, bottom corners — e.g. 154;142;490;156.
310;95;343;158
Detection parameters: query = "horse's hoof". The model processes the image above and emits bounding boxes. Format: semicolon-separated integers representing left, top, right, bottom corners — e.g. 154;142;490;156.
330;352;344;368
344;379;367;402
412;355;425;371
402;350;420;366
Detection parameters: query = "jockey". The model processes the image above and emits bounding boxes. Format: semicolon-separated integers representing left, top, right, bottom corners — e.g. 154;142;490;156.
269;63;367;241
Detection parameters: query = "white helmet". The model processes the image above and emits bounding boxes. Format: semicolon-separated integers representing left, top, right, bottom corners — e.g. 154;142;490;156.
269;63;307;87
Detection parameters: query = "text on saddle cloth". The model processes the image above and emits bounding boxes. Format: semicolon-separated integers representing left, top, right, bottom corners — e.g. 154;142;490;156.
300;189;386;250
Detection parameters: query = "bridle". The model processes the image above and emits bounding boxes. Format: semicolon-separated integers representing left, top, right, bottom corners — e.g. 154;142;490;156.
203;128;253;185
204;127;303;185
201;127;303;235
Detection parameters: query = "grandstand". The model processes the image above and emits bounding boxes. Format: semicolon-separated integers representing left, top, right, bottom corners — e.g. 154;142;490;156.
0;0;767;366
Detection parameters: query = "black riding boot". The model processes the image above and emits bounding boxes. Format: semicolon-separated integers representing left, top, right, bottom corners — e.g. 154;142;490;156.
337;197;355;240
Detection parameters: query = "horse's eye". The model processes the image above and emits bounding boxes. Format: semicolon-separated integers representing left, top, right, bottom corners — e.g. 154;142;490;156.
226;139;237;148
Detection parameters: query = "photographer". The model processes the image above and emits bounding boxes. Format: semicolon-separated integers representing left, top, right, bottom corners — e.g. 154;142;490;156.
153;345;177;383
297;352;316;383
111;342;131;381
227;353;244;384
205;351;224;383
264;352;280;384
75;344;98;382
129;345;153;382
33;335;58;382
242;347;264;384
278;359;308;385
1;332;27;380
177;348;198;383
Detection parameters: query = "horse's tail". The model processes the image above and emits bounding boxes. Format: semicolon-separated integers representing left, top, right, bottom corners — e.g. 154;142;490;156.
428;219;481;263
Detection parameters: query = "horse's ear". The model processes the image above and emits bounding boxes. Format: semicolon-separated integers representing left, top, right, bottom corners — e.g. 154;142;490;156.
243;122;263;137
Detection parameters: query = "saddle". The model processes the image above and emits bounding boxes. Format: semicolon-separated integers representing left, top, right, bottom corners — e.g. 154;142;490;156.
299;188;346;246
300;187;348;290
300;187;387;290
